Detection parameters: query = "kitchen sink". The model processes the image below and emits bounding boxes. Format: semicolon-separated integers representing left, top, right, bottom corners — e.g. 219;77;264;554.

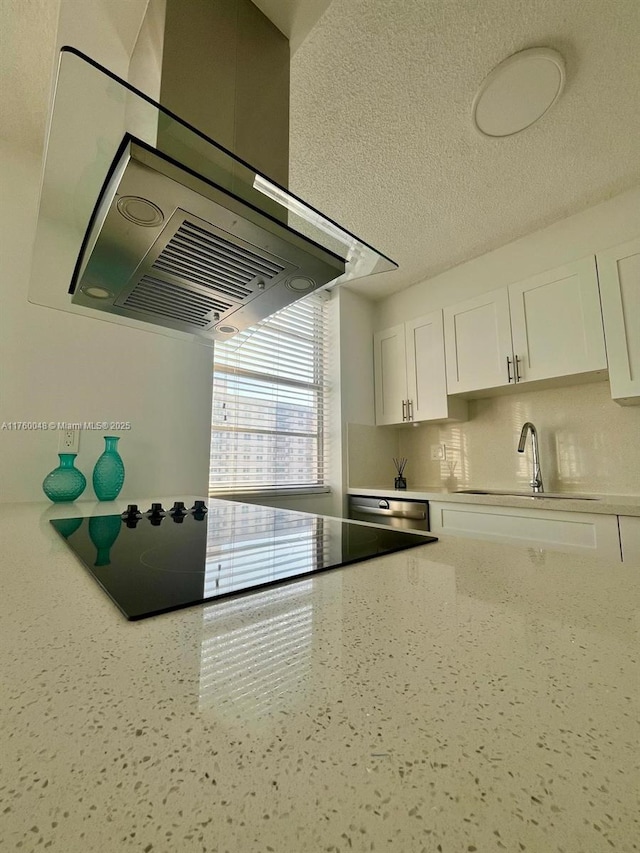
455;489;600;500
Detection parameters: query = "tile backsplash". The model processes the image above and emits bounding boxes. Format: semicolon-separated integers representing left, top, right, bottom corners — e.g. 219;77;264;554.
347;422;401;488
348;380;640;495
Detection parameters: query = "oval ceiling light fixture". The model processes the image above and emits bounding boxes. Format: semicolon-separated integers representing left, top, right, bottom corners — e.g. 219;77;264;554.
472;47;566;138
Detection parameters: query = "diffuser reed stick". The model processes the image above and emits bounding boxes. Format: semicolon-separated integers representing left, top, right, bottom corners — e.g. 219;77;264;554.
393;457;407;476
393;457;408;489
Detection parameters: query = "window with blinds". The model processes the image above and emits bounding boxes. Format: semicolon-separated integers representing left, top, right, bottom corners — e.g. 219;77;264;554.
209;293;329;494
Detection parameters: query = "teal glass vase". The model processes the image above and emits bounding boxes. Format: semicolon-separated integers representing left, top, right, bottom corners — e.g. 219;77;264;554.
92;436;125;501
42;453;87;502
89;515;122;566
54;516;83;538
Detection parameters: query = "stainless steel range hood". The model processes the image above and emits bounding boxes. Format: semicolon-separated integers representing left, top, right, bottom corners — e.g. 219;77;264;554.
70;136;345;339
28;44;397;345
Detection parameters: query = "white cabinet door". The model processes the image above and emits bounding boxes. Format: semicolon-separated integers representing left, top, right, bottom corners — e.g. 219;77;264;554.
429;501;621;561
619;516;640;564
375;315;468;425
373;324;407;425
597;238;640;405
509;257;607;383
406;311;467;422
444;288;513;393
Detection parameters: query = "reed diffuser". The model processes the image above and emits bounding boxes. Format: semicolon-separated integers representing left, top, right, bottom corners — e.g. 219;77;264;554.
393;457;407;489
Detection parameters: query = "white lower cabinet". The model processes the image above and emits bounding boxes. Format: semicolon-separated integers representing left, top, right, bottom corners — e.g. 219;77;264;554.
429;501;622;561
619;516;640;565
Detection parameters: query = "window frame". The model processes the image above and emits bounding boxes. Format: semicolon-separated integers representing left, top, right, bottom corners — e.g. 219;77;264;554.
209;293;330;498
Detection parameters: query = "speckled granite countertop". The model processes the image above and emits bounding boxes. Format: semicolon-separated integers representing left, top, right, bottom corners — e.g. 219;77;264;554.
348;485;640;516
1;499;638;853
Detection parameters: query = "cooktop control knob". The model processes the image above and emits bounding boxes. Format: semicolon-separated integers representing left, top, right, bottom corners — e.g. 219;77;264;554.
121;504;142;528
121;504;141;519
145;503;166;525
170;501;187;522
190;500;208;521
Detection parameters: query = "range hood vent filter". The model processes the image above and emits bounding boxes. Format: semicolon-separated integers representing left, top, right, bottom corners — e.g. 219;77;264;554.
122;276;231;327
152;220;287;297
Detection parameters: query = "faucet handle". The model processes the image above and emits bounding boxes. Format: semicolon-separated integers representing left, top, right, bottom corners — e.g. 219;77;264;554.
530;477;544;493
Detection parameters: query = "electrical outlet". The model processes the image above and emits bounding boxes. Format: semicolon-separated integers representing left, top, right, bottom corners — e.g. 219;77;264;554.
430;444;446;461
58;428;80;454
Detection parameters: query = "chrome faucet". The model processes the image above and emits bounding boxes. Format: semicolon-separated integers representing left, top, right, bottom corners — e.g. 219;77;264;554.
518;422;544;493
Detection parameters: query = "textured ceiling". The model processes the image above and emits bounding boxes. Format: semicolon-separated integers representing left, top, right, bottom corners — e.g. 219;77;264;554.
288;0;640;298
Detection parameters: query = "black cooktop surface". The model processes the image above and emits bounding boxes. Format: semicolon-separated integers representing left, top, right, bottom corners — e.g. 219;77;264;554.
51;499;436;620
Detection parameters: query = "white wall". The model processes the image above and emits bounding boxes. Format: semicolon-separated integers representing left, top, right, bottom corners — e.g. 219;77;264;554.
0;1;214;504
338;287;376;426
334;287;377;515
376;185;640;329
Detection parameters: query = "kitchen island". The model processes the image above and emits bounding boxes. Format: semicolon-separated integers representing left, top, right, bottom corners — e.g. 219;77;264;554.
1;500;637;853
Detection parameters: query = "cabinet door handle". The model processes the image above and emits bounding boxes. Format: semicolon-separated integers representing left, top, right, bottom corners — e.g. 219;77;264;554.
507;356;514;383
402;399;407;421
408;400;414;420
515;355;522;382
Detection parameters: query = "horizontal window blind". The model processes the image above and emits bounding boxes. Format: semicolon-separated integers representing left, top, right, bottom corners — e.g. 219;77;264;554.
209;293;329;493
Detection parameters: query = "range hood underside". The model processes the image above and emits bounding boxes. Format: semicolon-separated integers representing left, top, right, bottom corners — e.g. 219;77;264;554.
71;138;346;341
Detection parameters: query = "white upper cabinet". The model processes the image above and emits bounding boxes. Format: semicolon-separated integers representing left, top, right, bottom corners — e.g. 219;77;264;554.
596;237;640;405
373;324;407;425
406;312;467;422
509;257;607;382
444;257;607;395
444;288;513;393
374;311;467;425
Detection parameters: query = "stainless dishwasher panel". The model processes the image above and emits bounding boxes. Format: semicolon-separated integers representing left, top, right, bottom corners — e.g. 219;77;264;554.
348;496;429;531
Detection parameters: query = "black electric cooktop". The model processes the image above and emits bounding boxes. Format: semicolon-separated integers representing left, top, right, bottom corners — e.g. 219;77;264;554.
51;499;436;620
